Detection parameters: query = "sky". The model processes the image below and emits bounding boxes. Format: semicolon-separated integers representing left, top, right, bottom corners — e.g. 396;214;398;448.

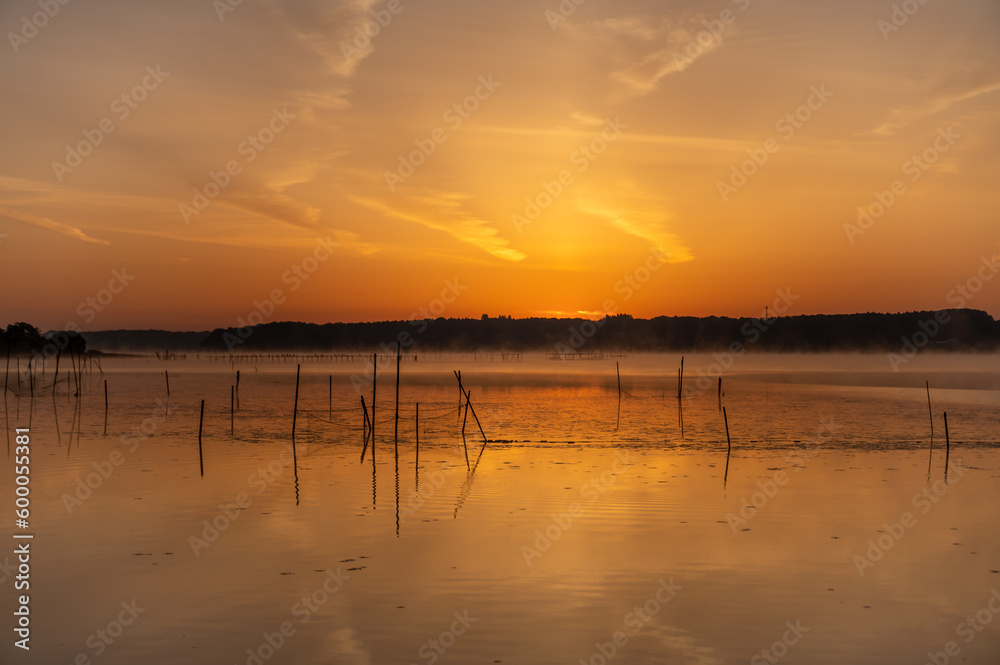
1;0;998;331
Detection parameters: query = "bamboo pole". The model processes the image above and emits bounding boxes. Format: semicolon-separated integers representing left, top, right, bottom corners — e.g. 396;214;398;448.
616;361;621;400
723;406;732;485
198;399;205;477
679;356;684;400
371;353;377;447
360;396;371;462
461;391;471;470
943;411;950;479
291;364;301;440
53;350;60;396
394;341;400;450
925;380;934;438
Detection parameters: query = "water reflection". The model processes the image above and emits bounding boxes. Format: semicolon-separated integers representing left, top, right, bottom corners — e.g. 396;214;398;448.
1;354;998;665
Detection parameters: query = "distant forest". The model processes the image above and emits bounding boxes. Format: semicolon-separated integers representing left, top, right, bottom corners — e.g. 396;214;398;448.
16;308;994;355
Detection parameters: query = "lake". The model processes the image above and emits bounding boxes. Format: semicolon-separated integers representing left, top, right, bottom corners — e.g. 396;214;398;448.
1;352;998;664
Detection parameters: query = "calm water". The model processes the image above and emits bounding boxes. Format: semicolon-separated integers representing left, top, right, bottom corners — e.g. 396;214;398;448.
1;353;999;664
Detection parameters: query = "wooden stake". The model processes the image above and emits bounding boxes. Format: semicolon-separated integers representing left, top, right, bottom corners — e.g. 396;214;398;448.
925;380;934;438
461;391;471;470
291;364;301;440
415;402;420;472
198;399;205;477
3;340;9;394
679;356;684;400
165;370;170;398
360;396;371;462
394;341;400;449
454;374;488;446
723;406;731;452
53;350;60;396
329;375;332;420
723;406;732;485
103;379;108;436
943;411;950;478
371;353;377;447
230;385;234;436
616;361;621;402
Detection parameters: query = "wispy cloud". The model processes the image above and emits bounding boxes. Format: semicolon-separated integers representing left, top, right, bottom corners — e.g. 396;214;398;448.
575;198;693;263
566;14;733;102
261;0;383;77
222;188;324;231
873;80;1000;134
352;192;527;262
0;206;111;246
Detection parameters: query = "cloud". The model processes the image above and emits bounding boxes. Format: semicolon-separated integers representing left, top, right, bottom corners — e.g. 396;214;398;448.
260;0;384;77
575;198;693;263
352;192;527;262
873;80;1000;135
566;13;733;102
0;206;111;246
222;188;324;231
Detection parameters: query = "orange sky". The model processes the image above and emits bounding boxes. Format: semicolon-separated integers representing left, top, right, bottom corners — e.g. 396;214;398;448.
1;0;998;331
